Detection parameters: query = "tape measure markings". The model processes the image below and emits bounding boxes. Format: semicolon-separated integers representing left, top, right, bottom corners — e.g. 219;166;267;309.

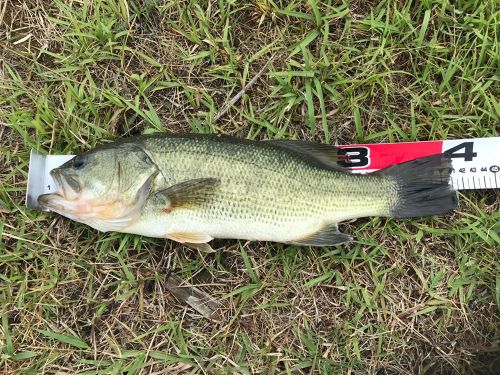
340;137;500;190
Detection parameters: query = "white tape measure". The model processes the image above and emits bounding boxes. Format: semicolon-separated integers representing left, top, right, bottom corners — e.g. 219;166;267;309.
26;137;499;212
339;137;500;190
441;138;499;190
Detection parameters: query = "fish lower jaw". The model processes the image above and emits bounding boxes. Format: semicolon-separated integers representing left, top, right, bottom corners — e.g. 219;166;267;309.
38;197;79;215
38;197;134;233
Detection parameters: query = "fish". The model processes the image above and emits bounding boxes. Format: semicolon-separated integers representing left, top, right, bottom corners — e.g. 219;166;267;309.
38;133;457;250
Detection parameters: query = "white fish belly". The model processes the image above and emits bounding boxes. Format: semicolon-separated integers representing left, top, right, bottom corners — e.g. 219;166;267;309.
123;211;323;243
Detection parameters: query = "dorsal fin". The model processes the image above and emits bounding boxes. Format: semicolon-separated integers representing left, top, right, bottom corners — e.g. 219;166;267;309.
267;140;350;171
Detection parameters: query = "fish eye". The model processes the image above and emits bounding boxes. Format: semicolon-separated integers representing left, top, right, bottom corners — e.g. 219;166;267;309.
72;156;85;169
142;154;152;164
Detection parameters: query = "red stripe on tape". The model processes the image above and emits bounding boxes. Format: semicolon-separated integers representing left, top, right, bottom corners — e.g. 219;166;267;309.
339;141;443;170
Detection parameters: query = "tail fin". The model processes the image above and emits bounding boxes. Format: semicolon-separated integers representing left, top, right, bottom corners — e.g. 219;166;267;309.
376;154;458;218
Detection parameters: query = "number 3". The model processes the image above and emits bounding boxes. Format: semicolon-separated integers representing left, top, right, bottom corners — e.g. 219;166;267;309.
338;147;370;168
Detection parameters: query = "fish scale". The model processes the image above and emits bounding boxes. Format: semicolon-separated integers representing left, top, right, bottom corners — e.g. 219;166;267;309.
123;134;394;243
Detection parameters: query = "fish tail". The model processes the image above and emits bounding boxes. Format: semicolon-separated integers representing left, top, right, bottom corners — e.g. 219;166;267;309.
375;154;458;218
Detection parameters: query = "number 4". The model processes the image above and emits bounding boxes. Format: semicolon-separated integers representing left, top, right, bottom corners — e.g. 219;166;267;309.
444;142;477;161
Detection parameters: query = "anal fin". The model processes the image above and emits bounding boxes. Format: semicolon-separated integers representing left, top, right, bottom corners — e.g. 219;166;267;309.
288;224;352;247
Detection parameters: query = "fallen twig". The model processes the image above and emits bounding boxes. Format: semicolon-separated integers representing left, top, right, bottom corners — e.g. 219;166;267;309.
213;54;276;123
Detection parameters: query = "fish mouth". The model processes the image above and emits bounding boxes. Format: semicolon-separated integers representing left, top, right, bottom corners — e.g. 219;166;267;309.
37;169;82;211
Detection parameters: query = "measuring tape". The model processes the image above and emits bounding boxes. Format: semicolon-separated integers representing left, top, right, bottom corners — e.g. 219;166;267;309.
26;137;499;212
340;137;500;190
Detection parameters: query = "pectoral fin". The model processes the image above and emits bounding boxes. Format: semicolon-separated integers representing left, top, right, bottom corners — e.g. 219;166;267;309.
288;224;352;246
156;178;220;211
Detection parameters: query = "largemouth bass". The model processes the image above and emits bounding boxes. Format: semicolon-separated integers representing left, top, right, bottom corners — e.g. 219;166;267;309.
38;134;457;249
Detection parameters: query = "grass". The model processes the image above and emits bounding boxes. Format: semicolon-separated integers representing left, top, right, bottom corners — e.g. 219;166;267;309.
0;0;499;373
